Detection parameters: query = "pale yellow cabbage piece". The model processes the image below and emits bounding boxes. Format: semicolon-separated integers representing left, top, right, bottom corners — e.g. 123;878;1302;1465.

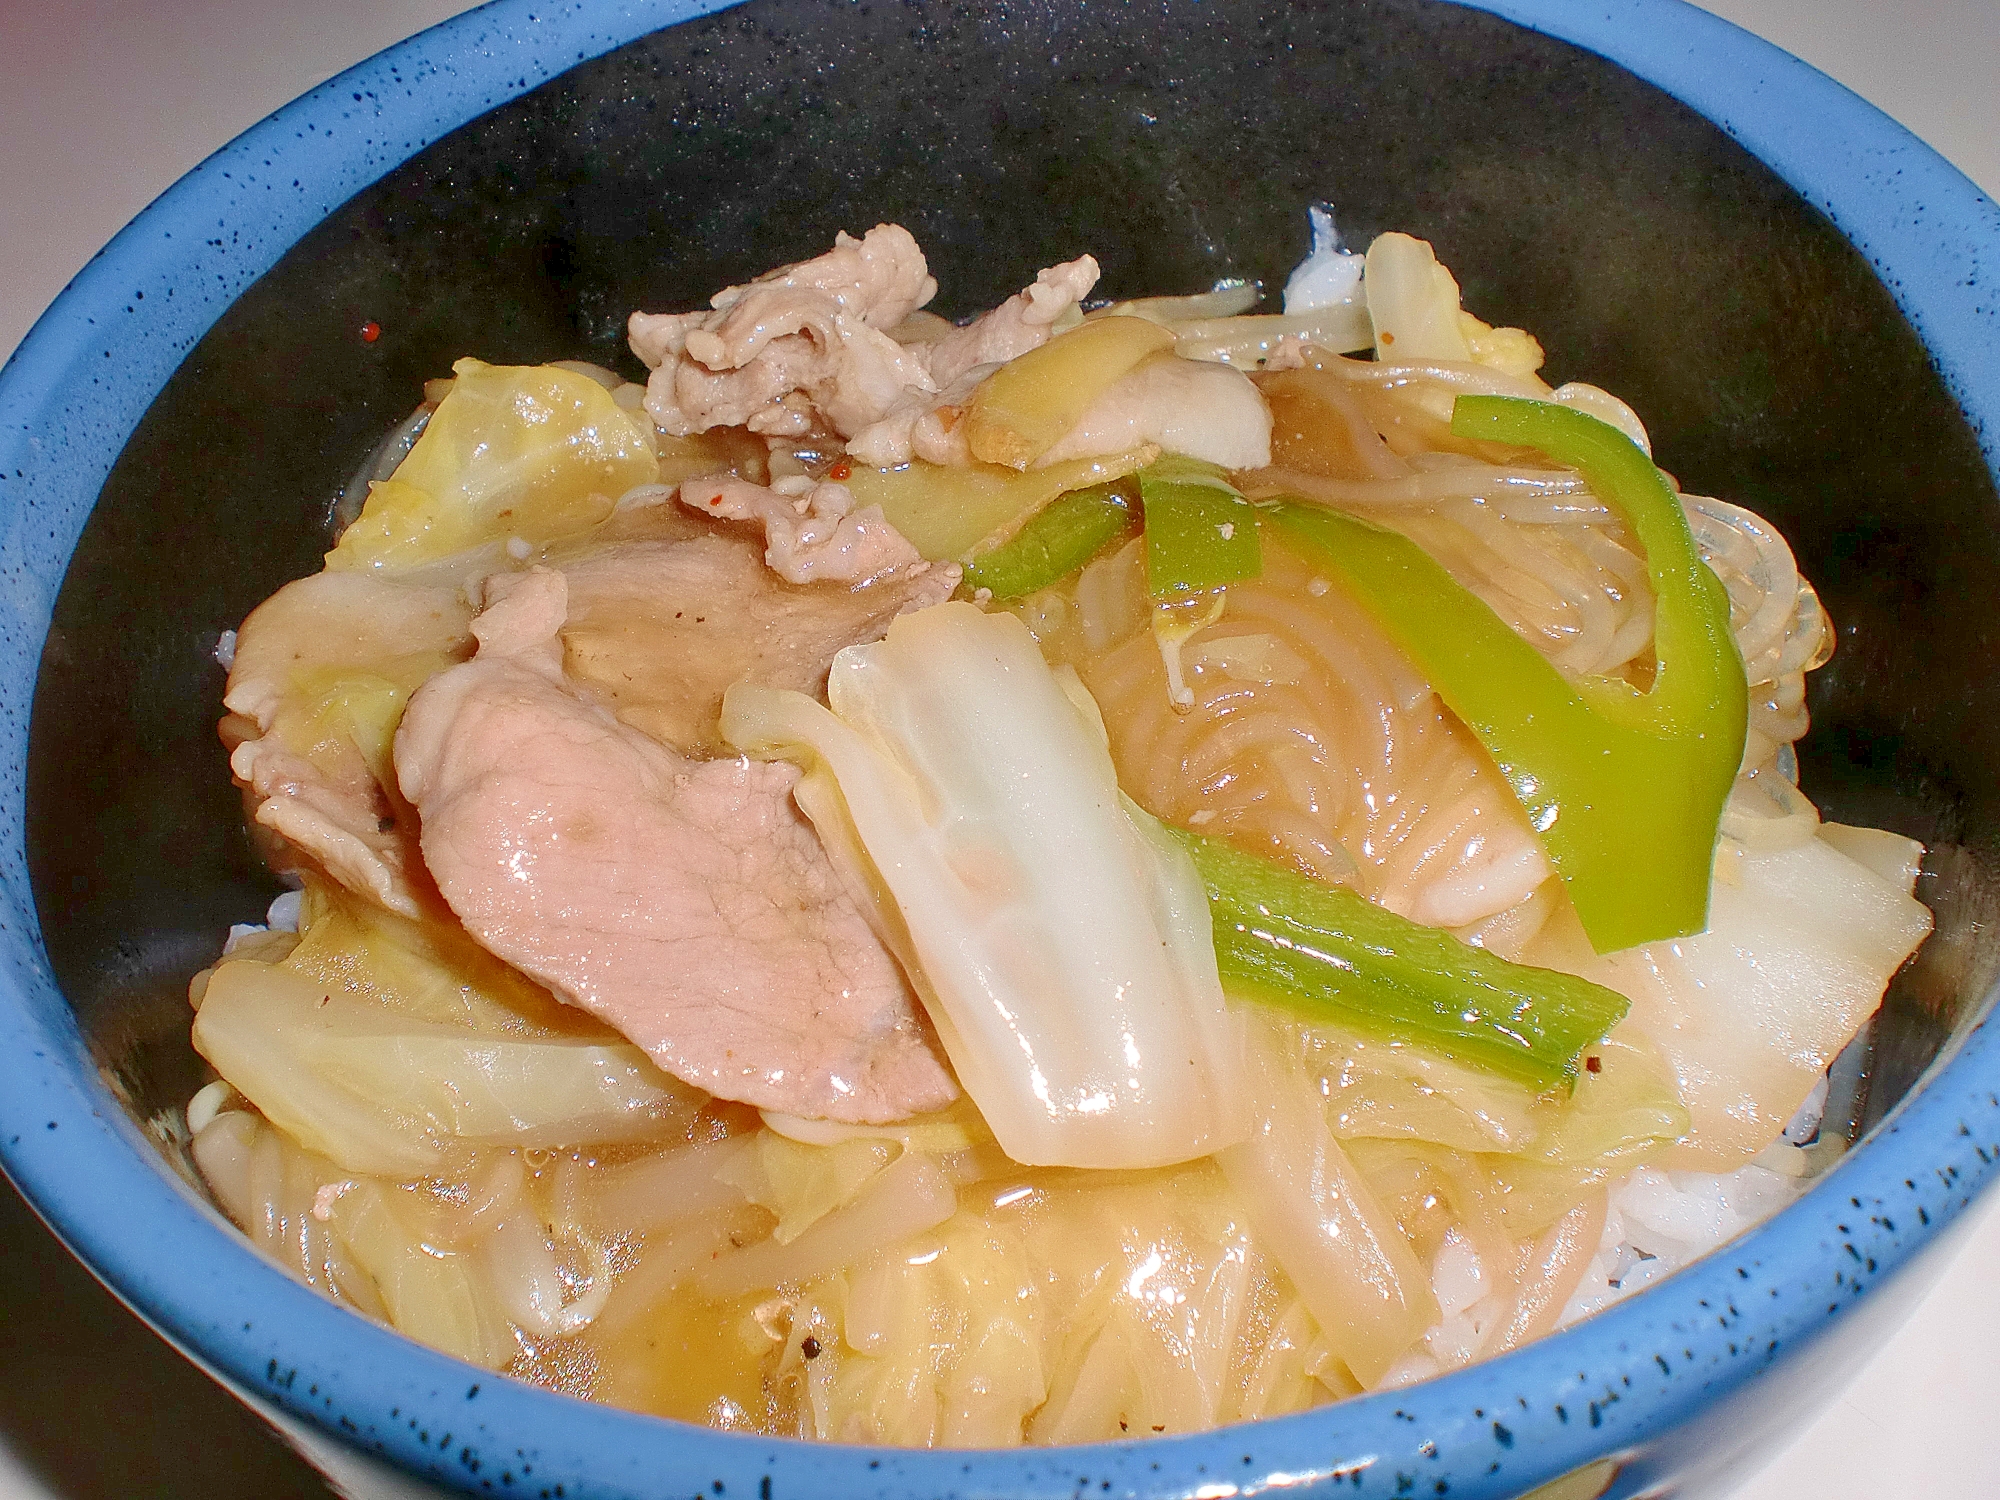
194;959;696;1177
723;603;1245;1172
759;1094;994;1157
1300;1019;1686;1173
327;358;658;571
1525;1032;1689;1173
336;1178;522;1365
1365;232;1476;363
190;1109;519;1369
193;887;703;1177
281;882;607;1038
282;671;421;788
961;316;1174;468
777;1160;1315;1446
1362;232;1546;380
841;449;1151;562
1219;1017;1438;1387
1571;828;1933;1169
1306;1023;1546;1154
717;1132;898;1246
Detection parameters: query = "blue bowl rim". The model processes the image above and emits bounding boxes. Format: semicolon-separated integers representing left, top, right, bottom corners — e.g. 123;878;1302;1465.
2;0;1998;1496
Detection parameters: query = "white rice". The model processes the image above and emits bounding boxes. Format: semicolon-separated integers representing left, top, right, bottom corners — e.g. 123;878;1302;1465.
1558;1080;1829;1326
1557;1155;1806;1324
1376;1078;1834;1391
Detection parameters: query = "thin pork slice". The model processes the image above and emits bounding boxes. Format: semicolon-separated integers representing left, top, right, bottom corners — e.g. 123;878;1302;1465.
394;567;957;1123
629;224;939;438
553;525;956;756
677;475;926;585
223;570;473;915
844;255;1102;467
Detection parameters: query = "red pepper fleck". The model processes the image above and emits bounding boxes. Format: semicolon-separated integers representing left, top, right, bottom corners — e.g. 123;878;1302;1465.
1585;1054;1602;1074
360;321;382;343
826;458;853;481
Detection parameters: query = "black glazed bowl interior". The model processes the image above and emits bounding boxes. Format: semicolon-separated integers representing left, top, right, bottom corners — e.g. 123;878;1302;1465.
10;0;2000;1496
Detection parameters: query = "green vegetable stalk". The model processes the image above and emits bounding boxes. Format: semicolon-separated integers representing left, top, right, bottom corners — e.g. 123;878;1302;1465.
1139;456;1263;596
957;458;1269;603
1173;827;1629;1091
960;481;1137;601
1268;395;1747;953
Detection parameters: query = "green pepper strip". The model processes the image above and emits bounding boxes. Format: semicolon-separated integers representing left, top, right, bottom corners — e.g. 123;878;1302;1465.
1267;396;1747;954
1140;456;1264;597
960;480;1138;601
1173;827;1628;1092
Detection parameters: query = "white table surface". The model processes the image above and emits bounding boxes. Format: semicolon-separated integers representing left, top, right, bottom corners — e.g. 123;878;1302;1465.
2;1;1997;1496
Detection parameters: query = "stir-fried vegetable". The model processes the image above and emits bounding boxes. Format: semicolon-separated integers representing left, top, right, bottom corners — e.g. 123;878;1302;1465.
960;459;1266;602
1219;1018;1439;1386
722;603;1246;1171
962;316;1175;468
842;450;1150;562
186;211;1947;1443
193;946;694;1178
1357;231;1547;380
1363;231;1475;363
327;359;658;572
961;481;1137;600
1269;398;1747;953
1173;828;1629;1091
1594;809;1932;1168
1140;457;1264;596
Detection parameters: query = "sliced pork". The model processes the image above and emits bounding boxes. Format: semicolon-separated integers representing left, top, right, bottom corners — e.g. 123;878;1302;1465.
222;571;473;915
843;255;1102;468
842;364;991;469
554;523;956;757
629;224;939;439
923;254;1101;389
677;475;926;585
394;568;958;1123
630;227;1105;462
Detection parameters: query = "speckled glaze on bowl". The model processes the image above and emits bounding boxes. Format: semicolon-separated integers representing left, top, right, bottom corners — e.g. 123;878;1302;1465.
4;1;1999;1497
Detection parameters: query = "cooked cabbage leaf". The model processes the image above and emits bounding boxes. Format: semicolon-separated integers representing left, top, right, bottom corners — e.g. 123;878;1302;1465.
723;602;1246;1171
1562;821;1933;1169
842;450;1151;562
192;886;703;1176
327;359;658;571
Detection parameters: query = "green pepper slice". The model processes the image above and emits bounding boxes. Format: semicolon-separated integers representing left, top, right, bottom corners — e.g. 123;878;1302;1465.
960;481;1137;601
1267;396;1747;954
1173;827;1628;1091
1140;456;1264;597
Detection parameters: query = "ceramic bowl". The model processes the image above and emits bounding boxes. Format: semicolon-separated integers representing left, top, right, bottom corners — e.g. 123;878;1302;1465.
3;1;1998;1496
